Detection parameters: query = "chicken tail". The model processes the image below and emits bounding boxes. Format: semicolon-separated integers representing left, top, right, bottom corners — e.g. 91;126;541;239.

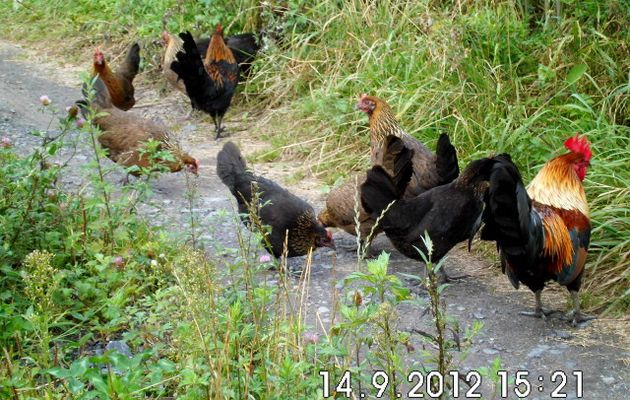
216;141;247;191
361;136;413;218
435;133;459;184
118;42;141;81
481;155;543;262
171;31;218;109
80;75;112;110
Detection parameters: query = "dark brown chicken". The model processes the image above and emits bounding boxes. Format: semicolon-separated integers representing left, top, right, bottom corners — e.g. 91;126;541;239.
91;43;140;111
80;78;199;176
361;136;498;281
216;142;335;258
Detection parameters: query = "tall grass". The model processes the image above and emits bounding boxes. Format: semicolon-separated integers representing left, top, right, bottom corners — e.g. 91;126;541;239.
244;0;630;314
0;0;627;313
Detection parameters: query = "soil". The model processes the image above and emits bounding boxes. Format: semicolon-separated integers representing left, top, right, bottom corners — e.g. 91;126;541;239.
1;40;628;399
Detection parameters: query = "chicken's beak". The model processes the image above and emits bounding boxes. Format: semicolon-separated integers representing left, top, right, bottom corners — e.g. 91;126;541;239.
319;230;336;250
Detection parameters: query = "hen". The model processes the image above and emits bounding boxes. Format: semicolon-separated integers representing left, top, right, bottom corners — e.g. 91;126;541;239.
91;43;140;111
318;172;380;246
357;94;459;196
216;142;335;258
80;78;199;177
162;30;259;93
361;136;498;280
319;95;458;249
481;135;594;326
171;26;239;139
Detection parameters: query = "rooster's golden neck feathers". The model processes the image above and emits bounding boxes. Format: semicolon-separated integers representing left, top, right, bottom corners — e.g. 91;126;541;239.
205;25;236;65
527;154;589;216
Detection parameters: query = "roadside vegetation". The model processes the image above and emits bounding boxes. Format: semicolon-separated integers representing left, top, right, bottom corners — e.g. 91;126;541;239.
0;0;628;397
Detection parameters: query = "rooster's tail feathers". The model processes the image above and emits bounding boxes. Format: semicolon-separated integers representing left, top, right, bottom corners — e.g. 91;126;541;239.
481;155;541;257
216;141;247;190
435;133;459;184
171;31;217;106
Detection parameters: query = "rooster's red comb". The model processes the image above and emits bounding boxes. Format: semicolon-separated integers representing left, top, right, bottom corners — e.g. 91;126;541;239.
359;93;368;101
564;134;592;162
216;23;223;34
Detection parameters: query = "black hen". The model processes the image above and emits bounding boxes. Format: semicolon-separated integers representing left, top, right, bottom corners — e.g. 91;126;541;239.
216;142;335;257
171;28;238;139
361;136;499;279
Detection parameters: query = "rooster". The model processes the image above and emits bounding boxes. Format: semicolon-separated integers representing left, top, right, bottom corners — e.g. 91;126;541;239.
91;43;140;111
171;26;239;139
216;142;335;257
481;135;594;326
80;78;199;178
361;136;498;281
162;30;259;94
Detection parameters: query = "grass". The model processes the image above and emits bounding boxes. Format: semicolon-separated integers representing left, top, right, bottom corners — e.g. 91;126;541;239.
0;0;627;316
1;1;628;314
247;0;630;314
0;1;628;397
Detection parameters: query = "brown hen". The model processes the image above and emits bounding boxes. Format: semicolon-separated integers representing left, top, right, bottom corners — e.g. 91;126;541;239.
92;43;140;111
80;79;199;177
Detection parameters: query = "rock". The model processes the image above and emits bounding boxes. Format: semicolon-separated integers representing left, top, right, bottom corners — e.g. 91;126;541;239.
527;344;549;358
317;306;330;314
601;376;615;385
106;340;132;358
482;348;499;355
552;330;573;339
456;306;465;311
473;312;485;320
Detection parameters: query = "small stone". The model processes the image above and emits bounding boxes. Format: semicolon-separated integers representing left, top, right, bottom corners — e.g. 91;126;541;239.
552;330;573;339
549;347;566;355
473;313;485;319
482;348;499;355
105;341;132;358
527;344;549;358
317;306;330;314
601;376;615;385
320;264;332;270
456;306;465;311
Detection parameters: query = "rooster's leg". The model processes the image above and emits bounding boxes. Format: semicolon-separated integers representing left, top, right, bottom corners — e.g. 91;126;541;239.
213;115;228;140
566;291;596;326
519;290;562;319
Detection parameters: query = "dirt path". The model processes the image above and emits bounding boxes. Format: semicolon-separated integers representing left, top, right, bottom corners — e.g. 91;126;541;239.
1;40;628;399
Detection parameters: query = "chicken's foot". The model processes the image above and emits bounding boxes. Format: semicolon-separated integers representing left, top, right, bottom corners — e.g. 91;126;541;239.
519;290;562;320
213;115;230;140
564;291;596;327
